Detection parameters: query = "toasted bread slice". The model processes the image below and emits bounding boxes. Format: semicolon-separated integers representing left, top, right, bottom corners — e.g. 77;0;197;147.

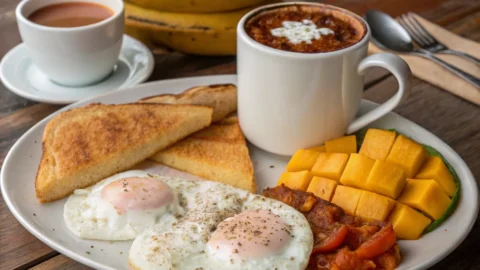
36;103;213;203
139;84;237;122
150;116;256;193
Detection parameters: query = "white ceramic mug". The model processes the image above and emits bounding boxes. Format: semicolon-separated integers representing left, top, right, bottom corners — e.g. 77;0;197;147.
16;0;124;87
237;2;411;156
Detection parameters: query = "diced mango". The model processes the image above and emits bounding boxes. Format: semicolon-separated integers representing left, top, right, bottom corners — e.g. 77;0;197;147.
277;171;313;191
366;160;406;199
307;176;338;201
355;191;395;221
311;153;349;181
386;135;428;178
359;129;396;160
325;135;357;154
308;145;326;152
416;156;456;197
387;202;432;240
340;154;375;190
286;149;320;172
397;179;451;220
331;185;363;215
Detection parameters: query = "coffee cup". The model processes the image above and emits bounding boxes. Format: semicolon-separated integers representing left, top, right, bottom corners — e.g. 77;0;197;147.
16;0;124;87
237;2;411;156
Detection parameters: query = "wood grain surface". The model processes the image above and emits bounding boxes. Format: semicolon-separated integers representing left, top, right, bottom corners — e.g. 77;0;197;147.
0;0;479;269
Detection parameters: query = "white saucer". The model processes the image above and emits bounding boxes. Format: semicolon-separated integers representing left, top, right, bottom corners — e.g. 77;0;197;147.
0;35;154;104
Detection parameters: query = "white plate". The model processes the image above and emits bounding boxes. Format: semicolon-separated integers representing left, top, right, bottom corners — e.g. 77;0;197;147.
1;75;477;270
0;34;154;104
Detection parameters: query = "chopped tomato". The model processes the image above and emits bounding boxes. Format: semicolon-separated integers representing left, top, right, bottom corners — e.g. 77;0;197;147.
355;225;396;259
372;245;402;270
333;248;376;270
263;186;401;270
312;225;349;254
344;225;381;250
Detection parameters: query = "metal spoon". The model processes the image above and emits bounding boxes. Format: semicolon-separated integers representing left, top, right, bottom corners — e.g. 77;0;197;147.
365;10;480;88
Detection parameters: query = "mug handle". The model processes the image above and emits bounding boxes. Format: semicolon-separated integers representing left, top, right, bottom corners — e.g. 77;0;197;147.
346;53;412;134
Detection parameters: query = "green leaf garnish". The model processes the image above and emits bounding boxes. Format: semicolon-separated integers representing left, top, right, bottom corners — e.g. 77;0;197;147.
355;129;367;149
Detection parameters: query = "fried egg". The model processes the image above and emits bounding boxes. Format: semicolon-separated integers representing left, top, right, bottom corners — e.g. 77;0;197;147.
128;173;314;270
64;170;184;240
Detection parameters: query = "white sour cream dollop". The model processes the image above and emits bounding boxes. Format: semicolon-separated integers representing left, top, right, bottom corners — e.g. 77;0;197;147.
270;20;334;44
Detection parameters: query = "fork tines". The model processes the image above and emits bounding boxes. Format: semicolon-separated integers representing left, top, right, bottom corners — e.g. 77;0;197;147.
398;12;446;51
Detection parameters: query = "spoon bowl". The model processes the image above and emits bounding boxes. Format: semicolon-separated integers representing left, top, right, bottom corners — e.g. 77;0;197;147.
365;10;414;52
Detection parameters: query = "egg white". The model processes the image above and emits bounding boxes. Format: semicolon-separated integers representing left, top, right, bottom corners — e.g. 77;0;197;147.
63;170;184;241
128;173;314;270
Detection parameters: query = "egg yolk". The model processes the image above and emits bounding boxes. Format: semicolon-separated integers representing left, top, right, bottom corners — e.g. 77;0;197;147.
101;177;174;214
207;209;292;261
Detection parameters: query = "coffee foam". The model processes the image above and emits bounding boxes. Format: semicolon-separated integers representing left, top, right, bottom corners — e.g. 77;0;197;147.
245;4;367;48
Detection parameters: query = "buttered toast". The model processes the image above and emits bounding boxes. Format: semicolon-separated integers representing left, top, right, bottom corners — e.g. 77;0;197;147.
150;116;256;193
139;84;237;122
36;103;213;203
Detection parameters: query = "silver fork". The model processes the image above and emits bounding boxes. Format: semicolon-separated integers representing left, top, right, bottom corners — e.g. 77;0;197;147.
398;12;480;65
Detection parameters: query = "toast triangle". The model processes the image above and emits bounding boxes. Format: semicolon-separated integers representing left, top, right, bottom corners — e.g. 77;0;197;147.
150;116;256;193
36;103;212;202
139;84;237;122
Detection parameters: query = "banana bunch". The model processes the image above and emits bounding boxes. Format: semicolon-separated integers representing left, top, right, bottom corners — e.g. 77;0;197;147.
124;0;274;55
126;0;269;13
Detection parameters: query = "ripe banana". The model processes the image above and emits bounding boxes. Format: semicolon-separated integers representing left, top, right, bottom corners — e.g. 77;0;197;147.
125;0;270;13
125;2;265;55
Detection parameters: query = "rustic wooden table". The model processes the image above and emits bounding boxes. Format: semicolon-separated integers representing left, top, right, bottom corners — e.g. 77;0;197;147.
1;0;479;269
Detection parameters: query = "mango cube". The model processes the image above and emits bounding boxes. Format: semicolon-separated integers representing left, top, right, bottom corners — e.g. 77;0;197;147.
277;171;313;191
386;135;428;178
366;160;406;199
311;153;349;181
307;176;338;201
308;145;326;152
359;129;396;160
325;135;357;154
398;179;451;220
416;156;456;197
286;149;320;172
340;154;375;190
388;203;432;240
331;185;363;215
355;191;395;221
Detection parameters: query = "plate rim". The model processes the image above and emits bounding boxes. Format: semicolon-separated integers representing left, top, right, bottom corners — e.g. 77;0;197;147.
1;74;478;270
0;34;155;105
